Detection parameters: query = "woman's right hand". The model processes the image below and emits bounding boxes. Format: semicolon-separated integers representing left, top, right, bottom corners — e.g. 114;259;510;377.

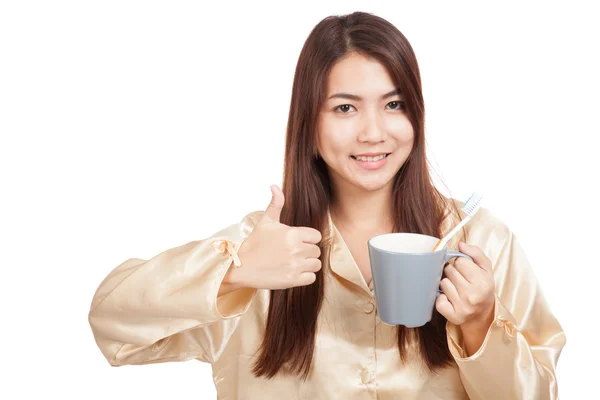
229;185;323;290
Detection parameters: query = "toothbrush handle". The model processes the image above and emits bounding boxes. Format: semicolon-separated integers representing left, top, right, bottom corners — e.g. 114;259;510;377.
447;215;471;238
438;215;472;249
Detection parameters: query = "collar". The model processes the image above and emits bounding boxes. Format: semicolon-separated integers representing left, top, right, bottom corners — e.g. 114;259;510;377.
326;207;375;296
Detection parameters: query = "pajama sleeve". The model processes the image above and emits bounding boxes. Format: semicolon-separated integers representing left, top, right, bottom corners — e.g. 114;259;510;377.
88;211;261;366
445;216;566;399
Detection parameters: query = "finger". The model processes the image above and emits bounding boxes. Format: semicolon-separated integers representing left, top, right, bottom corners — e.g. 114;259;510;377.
458;242;492;272
452;256;479;283
295;226;323;244
444;264;469;290
263;185;284;222
302;258;322;273
297;271;317;286
440;277;461;306
299;243;321;259
435;293;455;320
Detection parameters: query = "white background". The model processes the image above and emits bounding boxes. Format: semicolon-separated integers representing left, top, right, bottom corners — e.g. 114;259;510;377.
1;1;597;398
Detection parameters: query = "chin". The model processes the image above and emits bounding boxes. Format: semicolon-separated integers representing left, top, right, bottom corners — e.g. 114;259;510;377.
355;177;394;192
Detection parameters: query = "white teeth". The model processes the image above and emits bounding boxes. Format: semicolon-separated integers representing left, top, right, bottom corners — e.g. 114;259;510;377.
353;154;387;162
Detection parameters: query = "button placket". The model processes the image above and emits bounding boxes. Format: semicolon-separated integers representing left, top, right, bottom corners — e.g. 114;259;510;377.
358;293;377;390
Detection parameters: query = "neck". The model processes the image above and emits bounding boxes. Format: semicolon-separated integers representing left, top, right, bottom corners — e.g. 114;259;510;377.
329;181;395;233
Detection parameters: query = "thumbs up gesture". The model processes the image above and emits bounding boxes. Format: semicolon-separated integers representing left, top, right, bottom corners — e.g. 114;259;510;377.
233;185;323;290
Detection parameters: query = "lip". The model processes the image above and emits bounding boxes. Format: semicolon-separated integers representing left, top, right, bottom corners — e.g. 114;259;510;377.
351;153;390;170
352;152;390;157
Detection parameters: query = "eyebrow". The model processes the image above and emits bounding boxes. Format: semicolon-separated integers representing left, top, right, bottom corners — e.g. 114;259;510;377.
327;88;402;101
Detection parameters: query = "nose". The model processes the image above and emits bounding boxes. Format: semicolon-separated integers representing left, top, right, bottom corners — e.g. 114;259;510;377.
357;108;387;144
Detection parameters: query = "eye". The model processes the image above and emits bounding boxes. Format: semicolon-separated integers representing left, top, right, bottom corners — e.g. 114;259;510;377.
386;101;406;111
334;104;356;113
334;101;406;114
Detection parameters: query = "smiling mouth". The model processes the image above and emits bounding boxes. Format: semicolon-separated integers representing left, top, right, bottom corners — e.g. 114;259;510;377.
350;153;391;161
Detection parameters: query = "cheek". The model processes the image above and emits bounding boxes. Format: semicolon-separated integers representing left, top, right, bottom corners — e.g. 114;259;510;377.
327;134;349;154
401;132;414;148
388;118;415;143
318;117;353;154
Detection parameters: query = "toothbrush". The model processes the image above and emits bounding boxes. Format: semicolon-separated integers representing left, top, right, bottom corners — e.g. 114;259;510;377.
431;192;484;251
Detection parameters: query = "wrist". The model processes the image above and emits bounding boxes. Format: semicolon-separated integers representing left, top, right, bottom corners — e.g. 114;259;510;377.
218;264;247;297
461;302;495;333
223;263;243;288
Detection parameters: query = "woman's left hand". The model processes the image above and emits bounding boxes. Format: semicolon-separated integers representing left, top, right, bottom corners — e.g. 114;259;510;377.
435;242;496;329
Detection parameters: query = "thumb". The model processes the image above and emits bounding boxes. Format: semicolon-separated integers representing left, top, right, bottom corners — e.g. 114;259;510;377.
263;184;285;222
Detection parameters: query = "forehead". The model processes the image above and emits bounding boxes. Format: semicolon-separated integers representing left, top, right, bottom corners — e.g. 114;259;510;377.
326;53;395;96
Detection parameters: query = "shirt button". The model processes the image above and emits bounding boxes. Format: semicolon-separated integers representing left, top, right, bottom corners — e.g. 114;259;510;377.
361;368;371;384
363;301;375;313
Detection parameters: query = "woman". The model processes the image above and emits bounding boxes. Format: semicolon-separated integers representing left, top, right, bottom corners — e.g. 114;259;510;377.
88;11;565;399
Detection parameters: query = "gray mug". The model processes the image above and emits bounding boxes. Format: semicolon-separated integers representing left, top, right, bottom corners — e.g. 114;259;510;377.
367;232;473;327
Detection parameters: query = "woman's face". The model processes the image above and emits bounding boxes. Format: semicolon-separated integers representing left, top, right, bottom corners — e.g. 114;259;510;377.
316;52;414;193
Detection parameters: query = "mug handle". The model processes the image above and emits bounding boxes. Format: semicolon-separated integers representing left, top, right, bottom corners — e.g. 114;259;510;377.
444;250;473;264
436;251;474;297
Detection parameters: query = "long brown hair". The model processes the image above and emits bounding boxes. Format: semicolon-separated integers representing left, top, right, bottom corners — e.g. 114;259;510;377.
251;11;466;380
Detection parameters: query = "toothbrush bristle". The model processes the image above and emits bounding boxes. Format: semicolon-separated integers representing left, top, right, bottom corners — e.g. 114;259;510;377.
462;192;483;216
